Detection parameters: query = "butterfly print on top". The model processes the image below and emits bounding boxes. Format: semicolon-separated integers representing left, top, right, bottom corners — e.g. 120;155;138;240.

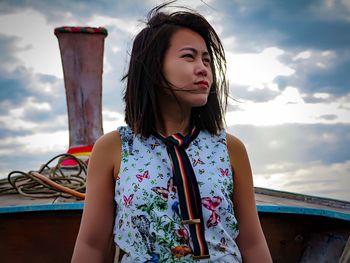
220;168;229;177
123;194;134;207
136;170;150;182
114;126;242;262
202;196;222;228
151;177;177;201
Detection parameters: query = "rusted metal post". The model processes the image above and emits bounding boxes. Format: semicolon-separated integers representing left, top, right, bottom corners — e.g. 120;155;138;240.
55;27;107;167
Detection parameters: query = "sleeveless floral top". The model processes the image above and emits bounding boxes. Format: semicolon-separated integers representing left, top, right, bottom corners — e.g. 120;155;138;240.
114;126;242;263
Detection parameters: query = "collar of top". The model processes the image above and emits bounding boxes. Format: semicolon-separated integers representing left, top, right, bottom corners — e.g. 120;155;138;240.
157;127;199;148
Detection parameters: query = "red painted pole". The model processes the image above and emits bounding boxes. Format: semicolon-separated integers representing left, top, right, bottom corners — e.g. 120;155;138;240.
55;27;107;167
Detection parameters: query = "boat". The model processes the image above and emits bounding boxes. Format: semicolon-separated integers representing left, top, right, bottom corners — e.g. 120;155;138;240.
0;26;349;263
1;186;349;262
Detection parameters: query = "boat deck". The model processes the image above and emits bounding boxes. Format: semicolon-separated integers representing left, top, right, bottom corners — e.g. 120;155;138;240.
1;187;350;221
255;187;350;221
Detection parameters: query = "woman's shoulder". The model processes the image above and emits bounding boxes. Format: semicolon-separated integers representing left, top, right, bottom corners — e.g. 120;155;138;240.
91;129;122;177
225;132;249;167
226;132;246;150
94;130;121;151
90;130;121;164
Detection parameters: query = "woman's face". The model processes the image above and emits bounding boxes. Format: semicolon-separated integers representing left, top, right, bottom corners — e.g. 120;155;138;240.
162;28;213;108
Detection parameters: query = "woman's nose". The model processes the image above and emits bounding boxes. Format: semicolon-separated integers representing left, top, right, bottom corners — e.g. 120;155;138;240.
195;61;208;76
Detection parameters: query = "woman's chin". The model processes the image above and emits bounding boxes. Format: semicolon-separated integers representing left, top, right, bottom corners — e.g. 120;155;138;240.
173;93;209;109
187;99;208;108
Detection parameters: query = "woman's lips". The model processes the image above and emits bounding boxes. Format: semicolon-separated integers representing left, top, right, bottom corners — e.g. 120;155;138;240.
195;80;209;89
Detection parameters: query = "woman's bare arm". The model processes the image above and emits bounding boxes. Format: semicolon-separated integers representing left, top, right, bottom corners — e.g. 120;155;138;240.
227;133;272;262
71;131;121;263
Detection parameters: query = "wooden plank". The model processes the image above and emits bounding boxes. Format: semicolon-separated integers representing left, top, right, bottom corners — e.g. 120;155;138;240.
0;210;82;263
259;213;350;263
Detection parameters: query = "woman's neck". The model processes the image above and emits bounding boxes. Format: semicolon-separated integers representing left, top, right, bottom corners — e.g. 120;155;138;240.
157;94;192;136
158;116;191;136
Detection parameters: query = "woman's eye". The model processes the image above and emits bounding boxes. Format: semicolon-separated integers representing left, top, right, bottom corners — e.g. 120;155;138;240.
182;54;194;59
203;58;211;65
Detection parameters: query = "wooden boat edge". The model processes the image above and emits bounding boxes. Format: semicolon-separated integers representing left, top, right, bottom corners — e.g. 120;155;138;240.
1;201;349;222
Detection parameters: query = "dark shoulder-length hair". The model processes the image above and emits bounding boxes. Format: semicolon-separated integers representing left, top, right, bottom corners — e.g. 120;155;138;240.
122;3;228;137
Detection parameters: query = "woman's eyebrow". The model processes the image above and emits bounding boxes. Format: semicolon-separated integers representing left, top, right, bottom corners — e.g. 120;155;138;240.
179;47;209;56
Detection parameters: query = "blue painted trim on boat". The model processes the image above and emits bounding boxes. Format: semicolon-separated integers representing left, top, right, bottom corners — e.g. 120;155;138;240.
1;203;349;221
257;205;350;221
0;202;84;214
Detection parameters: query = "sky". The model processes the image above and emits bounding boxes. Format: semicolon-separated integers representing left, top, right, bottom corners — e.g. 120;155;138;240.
0;0;349;201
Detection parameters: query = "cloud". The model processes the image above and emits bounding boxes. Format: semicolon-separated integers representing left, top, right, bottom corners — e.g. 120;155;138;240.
254;160;350;202
0;127;68;179
228;124;350;173
228;123;350;200
230;84;280;103
227;85;350;125
0;67;34;106
0;35;37;106
0;109;125;179
276;49;350;97
0;9;63;77
227;47;295;89
102;110;126;133
0;62;67;125
0;100;67;134
214;0;350;51
211;1;350;100
308;0;350;22
317;114;338;121
0;0;157;23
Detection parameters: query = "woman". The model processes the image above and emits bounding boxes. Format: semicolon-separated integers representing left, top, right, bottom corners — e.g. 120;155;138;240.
72;4;272;263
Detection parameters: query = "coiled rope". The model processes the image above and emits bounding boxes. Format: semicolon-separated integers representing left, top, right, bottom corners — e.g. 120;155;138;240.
0;154;87;200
